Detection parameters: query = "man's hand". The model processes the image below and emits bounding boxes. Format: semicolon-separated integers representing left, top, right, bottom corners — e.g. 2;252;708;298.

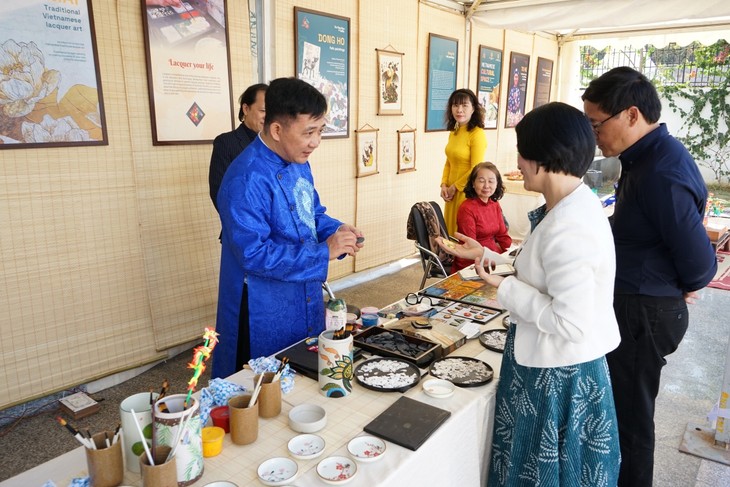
327;225;364;260
684;290;700;304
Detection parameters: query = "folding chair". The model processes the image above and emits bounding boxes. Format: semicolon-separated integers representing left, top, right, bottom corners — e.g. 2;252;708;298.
407;201;454;289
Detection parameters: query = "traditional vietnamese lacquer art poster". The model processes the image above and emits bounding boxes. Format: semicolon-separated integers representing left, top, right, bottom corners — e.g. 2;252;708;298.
141;0;233;144
0;0;108;149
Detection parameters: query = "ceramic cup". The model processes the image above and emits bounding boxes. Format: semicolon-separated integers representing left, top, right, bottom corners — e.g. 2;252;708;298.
85;431;123;487
153;394;204;486
255;372;282;418
228;394;259;445
139;445;177;487
317;329;354;398
119;392;158;473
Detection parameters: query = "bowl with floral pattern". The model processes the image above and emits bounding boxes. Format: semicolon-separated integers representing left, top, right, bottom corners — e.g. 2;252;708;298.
287;433;326;460
257;457;298;486
347;435;386;463
316;455;358;484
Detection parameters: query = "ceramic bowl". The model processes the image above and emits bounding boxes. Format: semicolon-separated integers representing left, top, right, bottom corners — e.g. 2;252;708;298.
203;482;238;487
422;378;456;398
347;435;386;463
316;455;358;484
287;433;326;460
288;404;327;433
257;457;298;486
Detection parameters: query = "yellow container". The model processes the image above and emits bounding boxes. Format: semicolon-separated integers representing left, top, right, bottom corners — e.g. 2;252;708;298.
202;426;225;457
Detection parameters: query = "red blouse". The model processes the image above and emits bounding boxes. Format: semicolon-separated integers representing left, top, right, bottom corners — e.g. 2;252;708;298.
452;197;512;273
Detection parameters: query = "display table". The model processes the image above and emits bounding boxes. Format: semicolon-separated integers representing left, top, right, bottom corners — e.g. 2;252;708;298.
0;321;504;487
501;179;544;241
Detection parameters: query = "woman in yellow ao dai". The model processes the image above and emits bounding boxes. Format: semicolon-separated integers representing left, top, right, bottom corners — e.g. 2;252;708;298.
440;89;487;235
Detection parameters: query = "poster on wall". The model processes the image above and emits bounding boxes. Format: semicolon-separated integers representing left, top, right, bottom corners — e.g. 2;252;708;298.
425;33;458;132
533;57;553;109
0;0;108;149
477;46;502;130
505;52;529;128
141;0;233;145
295;7;350;139
397;127;416;173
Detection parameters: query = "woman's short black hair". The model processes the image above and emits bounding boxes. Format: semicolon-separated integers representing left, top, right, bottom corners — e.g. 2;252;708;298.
238;83;268;122
445;89;486;132
515;102;596;177
264;77;328;127
581;66;661;124
464;162;505;201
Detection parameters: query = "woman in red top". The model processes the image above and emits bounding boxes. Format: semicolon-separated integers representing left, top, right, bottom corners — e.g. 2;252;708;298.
452;162;512;273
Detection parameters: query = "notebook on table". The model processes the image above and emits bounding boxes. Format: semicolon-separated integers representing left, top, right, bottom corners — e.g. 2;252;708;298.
363;396;451;451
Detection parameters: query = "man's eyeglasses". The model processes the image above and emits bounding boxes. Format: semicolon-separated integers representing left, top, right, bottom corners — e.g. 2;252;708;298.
589;110;623;132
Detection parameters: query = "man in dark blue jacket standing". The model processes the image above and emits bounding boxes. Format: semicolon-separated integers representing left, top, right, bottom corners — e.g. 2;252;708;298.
583;67;717;487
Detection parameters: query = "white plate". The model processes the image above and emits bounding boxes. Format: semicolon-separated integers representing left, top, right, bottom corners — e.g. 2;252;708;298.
316;455;358;484
287;433;325;460
422;378;456;398
347;435;386;462
257;457;298;486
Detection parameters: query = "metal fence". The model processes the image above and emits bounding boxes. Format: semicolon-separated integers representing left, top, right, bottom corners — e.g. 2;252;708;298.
580;41;730;88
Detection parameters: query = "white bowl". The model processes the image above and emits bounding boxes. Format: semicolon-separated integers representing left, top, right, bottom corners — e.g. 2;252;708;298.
316;456;358;484
422;378;456;398
257;457;298;486
287;433;326;460
288;403;327;433
347;435;386;462
203;482;239;487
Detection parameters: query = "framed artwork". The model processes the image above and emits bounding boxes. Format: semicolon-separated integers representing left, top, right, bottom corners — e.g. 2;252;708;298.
295;8;350;139
141;0;233;145
355;126;379;178
477;46;503;130
533;57;554;108
505;52;530;128
377;48;403;115
425;33;458;132
397;128;416;173
0;0;108;149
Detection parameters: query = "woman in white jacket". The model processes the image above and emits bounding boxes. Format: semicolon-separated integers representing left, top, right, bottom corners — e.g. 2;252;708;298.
438;102;621;486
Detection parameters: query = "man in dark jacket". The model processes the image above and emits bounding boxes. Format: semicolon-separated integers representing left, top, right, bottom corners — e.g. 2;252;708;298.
583;66;717;487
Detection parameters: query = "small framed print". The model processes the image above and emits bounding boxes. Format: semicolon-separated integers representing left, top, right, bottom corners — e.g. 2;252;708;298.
377;48;403;115
397;128;416;173
356;126;379;178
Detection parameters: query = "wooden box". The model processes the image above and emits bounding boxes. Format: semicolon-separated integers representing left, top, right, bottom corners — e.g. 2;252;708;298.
353;326;442;367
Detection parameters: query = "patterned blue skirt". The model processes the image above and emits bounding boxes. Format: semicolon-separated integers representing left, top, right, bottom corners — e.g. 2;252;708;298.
488;325;620;486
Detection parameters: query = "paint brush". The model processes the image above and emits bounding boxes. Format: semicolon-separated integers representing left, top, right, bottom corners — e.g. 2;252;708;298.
272;357;289;382
56;417;93;449
158;379;169;401
130;408;155;467
249;372;265;407
112;423;121;445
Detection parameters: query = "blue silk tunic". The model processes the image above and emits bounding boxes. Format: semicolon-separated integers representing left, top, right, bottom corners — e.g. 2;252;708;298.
212;137;341;379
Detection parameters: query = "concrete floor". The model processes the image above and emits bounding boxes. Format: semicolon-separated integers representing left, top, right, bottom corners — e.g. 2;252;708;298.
1;259;729;485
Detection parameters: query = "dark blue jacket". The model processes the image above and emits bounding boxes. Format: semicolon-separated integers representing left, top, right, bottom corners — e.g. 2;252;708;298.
208;123;257;211
612;124;717;296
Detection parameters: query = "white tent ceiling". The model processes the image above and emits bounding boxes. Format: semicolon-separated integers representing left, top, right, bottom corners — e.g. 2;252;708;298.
432;0;730;38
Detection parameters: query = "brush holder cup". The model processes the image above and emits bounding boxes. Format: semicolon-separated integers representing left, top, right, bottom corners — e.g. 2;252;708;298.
153;394;203;486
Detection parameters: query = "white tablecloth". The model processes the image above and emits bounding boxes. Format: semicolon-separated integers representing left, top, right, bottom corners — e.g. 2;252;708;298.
1;333;503;487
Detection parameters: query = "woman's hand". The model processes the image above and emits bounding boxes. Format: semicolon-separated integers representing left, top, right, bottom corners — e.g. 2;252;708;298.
436;232;483;260
440;184;452;201
475;257;505;288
